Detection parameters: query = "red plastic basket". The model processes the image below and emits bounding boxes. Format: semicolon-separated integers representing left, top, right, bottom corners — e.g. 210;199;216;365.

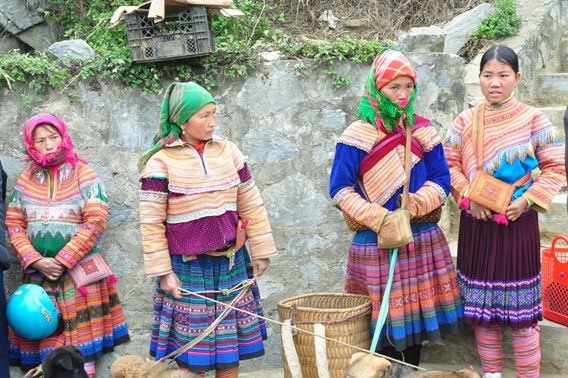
542;235;568;326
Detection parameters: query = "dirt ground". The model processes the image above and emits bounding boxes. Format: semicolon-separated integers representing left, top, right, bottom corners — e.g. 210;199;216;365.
268;0;486;41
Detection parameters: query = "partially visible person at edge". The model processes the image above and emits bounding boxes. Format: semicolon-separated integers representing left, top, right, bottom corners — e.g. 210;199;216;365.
6;114;130;377
329;48;464;366
0;160;11;378
444;45;566;378
138;82;276;378
565;104;568;211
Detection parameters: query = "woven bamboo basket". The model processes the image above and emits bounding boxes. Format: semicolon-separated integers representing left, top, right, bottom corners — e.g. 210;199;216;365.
277;292;372;378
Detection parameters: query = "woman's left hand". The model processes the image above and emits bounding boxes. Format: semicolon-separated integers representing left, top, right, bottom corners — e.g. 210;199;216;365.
252;258;270;277
506;197;528;222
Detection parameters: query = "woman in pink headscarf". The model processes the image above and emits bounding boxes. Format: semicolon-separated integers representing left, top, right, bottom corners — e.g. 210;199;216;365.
6;114;129;377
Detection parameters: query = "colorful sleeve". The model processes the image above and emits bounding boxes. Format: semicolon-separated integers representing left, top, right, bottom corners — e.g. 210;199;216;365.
139;155;172;276
523;113;566;212
444;112;471;203
329;143;388;232
232;145;276;260
6;171;43;268
55;164;109;269
407;143;450;218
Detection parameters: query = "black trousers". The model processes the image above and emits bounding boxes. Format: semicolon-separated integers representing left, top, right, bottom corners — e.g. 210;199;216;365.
0;271;11;378
378;344;422;367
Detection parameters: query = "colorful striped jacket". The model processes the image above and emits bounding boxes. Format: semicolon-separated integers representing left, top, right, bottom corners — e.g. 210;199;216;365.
444;99;565;211
6;162;108;269
139;136;276;277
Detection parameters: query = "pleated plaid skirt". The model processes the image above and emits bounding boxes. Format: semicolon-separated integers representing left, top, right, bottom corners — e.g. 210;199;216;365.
149;248;267;372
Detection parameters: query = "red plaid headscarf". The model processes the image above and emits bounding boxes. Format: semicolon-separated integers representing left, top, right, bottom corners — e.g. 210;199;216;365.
359;48;418;131
372;49;417;89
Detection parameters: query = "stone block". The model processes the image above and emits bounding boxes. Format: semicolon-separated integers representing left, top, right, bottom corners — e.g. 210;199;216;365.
537;73;568;105
15;22;59;51
561;38;568;70
539;193;568;242
0;33;27;53
539;106;567;141
397;26;445;53
443;3;495;55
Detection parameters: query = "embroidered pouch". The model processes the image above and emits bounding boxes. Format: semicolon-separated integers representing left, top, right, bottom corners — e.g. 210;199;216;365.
378;208;414;249
68;253;115;296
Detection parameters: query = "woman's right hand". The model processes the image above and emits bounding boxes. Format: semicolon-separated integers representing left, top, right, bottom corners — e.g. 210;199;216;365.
31;257;65;281
469;200;492;221
159;272;181;299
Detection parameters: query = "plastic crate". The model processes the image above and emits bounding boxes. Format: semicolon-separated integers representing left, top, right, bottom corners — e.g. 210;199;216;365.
124;5;215;63
542;235;568;326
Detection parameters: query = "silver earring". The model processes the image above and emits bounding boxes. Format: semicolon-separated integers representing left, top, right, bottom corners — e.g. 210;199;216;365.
182;130;186;135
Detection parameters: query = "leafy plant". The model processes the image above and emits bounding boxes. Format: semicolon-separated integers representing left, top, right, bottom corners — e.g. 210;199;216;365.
471;0;522;40
0;0;388;93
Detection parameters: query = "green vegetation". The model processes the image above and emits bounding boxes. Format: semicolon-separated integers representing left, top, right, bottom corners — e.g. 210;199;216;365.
0;0;384;94
471;0;522;40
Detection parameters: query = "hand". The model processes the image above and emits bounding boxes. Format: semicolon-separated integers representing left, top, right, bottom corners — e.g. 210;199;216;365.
159;272;181;299
252;258;270;277
469;200;492;221
506;197;528;222
31;258;65;281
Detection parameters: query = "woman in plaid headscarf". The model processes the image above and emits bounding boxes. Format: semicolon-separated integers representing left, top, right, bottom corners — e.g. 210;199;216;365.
329;48;464;366
138;82;276;378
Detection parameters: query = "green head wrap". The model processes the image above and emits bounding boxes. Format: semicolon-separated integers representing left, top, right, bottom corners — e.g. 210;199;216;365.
138;82;215;171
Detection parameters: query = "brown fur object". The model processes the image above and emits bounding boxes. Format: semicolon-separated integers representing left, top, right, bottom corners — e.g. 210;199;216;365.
110;355;198;378
344;352;481;378
345;352;392;378
406;367;481;378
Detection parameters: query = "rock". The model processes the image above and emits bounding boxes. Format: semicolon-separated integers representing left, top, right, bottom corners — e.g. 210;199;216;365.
15;22;60;51
48;39;96;66
0;34;27;53
443;3;495;55
260;51;281;62
397;26;446;53
344;18;367;29
318;9;338;30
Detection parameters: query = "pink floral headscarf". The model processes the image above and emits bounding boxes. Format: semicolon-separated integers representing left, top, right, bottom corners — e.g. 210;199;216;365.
23;113;83;169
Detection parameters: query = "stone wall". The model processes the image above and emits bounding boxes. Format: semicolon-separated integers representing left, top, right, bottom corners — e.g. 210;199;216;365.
1;53;466;374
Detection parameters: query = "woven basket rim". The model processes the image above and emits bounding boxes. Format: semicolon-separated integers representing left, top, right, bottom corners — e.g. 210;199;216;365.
277;292;371;313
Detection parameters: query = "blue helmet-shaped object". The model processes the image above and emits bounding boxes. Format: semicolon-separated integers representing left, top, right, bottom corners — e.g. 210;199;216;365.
7;284;61;340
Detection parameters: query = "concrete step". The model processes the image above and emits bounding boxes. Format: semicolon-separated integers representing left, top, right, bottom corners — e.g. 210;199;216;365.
536;73;568;105
422;319;568;376
538;105;566;141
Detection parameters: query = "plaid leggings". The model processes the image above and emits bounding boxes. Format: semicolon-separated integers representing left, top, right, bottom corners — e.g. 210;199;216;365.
474;324;541;377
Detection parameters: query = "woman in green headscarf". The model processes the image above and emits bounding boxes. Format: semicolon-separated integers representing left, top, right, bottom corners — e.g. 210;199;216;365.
329;48;463;366
138;82;276;377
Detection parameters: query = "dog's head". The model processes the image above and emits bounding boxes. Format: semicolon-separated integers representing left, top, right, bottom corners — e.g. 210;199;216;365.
42;346;89;378
345;352;391;378
456;368;482;378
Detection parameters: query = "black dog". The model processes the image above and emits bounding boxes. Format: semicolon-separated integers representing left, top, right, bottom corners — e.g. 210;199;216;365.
42;346;89;378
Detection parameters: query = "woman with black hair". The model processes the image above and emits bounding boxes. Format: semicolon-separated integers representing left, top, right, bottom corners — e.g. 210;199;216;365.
444;45;565;378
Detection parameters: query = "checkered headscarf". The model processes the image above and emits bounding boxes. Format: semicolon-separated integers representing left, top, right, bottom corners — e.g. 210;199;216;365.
359;48;418;132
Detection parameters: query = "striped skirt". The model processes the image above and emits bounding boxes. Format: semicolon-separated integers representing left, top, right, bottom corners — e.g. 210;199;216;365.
457;210;542;330
149;248;267;372
345;223;463;351
9;270;130;371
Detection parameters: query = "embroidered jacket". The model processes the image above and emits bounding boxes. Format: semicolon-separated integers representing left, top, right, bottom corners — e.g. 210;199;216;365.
329;116;450;232
139;135;276;277
444;99;566;211
6;162;108;269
